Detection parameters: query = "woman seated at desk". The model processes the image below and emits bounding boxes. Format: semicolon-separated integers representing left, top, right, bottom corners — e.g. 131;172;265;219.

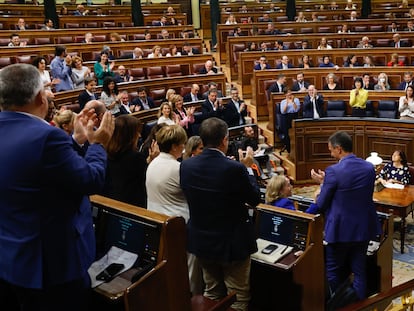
377;150;411;186
399;85;414;120
265;175;296;210
323;73;341;90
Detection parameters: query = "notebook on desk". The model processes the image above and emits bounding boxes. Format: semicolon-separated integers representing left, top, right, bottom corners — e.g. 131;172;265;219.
252;238;293;264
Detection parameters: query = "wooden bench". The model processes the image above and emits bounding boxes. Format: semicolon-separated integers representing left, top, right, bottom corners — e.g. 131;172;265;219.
0;37;203;62
0;25;195;45
0;3;182;16
238;48;414;103
53;73;227;111
218;18;413;65
253;67;410;120
0;13;188;30
290;117;414;181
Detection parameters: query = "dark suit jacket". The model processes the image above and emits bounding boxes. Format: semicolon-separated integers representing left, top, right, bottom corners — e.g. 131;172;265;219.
303;94;325;118
202;90;223;99
181;48;200;55
398;81;413;90
199;66;218;74
78;90;97;110
268;82;286;94
363;83;375;90
104;150;147;207
0;112;107;288
201;99;224;120
132;97;155;110
253;63;272;70
223;100;247;127
391;40;410;48
183;92;203;102
291;81;310;91
314;154;380;243
180;148;260;262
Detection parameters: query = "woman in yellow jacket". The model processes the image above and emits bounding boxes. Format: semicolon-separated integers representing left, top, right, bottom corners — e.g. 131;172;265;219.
349;77;369;117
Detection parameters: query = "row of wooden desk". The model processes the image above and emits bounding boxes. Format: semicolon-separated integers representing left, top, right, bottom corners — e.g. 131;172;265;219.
258;71;407;122
90;195;393;311
0;3;182;16
0;25;196;45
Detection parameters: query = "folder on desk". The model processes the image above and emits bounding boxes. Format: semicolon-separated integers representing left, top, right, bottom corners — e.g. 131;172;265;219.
252;238;293;264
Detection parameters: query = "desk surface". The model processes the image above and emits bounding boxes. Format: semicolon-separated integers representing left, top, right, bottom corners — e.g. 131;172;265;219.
373;185;414;208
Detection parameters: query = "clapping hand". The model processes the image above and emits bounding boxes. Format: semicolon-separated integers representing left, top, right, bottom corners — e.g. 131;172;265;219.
311;169;325;184
238;147;254;167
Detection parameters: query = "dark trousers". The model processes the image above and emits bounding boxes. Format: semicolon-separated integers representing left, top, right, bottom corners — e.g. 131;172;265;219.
0;274;91;311
352;107;366;117
325;241;369;300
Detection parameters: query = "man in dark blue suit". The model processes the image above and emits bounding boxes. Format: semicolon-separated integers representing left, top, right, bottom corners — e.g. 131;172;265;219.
223;87;247;127
398;72;413;90
0;64;114;311
180;117;260;310
201;89;224;120
131;87;155;111
310;131;380;301
302;85;325;118
275;55;294;70
77;76;98;110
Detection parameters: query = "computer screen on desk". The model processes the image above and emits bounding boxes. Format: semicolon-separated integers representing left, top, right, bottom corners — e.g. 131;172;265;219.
257;209;309;251
94;207;161;266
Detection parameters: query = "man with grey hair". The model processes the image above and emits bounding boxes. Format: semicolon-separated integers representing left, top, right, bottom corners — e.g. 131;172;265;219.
0;64;114;311
356;36;373;48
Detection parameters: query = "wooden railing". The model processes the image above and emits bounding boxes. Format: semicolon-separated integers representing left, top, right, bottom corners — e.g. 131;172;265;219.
238;47;414;104
338;279;414;311
0;37;203;62
228;32;414;81
0;3;182;16
253;67;409;120
0;13;188;30
0;25;195;45
53;73;227;110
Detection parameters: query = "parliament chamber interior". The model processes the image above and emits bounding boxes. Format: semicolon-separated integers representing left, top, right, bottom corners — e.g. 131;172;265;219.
2;0;414;310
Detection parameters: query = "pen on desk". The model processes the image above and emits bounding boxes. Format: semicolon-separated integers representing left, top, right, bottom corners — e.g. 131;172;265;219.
280;245;288;255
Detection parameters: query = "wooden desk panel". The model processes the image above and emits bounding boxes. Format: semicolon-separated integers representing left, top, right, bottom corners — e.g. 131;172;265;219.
0;4;182;16
239;47;414;106
0;25;194;44
374;186;414;253
0;38;203;61
290;118;414;182
219;19;412;64
254;67;408;121
53;73;227;109
0;13;187;30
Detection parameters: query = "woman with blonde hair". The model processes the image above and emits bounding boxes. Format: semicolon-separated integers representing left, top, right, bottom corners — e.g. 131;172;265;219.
374;72;390;91
148;45;162;58
265;175;296;210
53;109;75;135
71;55;90;89
157;102;177;125
183;136;203;160
171;94;195;135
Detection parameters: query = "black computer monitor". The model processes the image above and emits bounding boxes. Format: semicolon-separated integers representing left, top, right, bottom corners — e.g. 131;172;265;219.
257;209;309;251
94;207;161;267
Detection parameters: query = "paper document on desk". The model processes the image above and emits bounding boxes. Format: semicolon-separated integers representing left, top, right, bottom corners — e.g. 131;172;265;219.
252;238;293;264
88;246;138;288
384;183;404;190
